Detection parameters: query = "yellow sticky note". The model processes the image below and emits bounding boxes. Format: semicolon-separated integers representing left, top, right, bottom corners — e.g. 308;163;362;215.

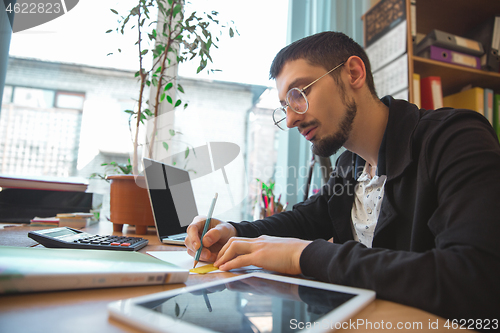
189;263;218;274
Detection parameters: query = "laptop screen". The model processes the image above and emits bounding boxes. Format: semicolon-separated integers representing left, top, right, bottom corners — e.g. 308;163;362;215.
143;158;198;237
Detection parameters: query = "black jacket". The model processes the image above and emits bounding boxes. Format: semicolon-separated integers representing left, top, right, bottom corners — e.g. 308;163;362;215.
231;97;500;321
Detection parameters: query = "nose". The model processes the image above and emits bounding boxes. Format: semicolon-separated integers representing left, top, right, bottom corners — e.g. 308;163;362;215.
285;106;305;129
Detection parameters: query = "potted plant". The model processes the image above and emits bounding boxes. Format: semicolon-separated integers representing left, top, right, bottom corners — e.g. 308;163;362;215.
101;0;237;234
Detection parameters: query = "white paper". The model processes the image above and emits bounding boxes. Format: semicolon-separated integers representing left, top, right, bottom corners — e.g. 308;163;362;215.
147;251;260;274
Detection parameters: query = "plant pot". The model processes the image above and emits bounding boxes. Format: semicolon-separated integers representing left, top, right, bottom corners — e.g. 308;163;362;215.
107;175;154;235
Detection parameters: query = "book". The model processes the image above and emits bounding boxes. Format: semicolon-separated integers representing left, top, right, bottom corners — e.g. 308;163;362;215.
30;216;59;227
484;88;494;126
413;73;421;108
443;87;484;116
0;246;189;294
57;212;97;228
420;76;443;110
0;175;88;192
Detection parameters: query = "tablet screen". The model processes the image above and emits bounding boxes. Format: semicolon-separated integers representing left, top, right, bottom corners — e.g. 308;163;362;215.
137;276;356;333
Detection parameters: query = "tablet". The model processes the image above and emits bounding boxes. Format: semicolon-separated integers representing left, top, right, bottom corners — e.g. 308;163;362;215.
108;272;375;333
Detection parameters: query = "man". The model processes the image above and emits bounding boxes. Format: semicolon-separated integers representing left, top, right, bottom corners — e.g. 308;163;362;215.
185;32;500;322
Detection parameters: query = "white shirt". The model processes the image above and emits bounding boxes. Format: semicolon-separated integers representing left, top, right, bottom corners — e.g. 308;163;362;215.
351;163;387;248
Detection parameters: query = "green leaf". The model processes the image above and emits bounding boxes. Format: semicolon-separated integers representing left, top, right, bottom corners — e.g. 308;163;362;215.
175;303;180;317
160;93;166;102
185;147;190;159
169;129;176;136
177;84;185;93
163;142;169;151
164;82;173;91
229;27;234;38
175;99;182;107
110;9;118;14
106;29;112;33
141;49;148;55
167;95;173;104
173;4;182;17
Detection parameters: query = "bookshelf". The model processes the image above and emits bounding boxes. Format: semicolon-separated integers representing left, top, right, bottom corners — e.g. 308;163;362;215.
365;0;500;101
407;0;500;101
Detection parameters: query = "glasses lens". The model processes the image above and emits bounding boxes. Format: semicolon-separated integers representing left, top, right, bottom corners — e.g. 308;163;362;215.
273;107;289;131
287;88;308;114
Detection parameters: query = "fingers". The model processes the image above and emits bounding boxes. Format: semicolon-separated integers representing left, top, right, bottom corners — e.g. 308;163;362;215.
185;216;206;251
214;237;256;270
184;216;237;263
186;245;217;263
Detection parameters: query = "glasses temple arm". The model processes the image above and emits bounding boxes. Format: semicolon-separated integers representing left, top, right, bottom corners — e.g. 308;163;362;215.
302;62;345;91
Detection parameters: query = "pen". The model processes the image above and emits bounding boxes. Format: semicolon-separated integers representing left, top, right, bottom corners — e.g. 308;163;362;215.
193;192;218;268
203;291;212;312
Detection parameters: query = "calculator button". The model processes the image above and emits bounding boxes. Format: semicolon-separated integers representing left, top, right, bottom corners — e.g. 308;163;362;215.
120;243;131;247
110;242;121;246
100;242;111;245
79;240;90;243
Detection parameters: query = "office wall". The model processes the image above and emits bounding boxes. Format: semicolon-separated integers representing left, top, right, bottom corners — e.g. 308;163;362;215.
0;0;14;108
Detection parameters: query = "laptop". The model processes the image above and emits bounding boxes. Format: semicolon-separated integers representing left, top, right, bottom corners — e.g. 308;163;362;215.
142;157;198;245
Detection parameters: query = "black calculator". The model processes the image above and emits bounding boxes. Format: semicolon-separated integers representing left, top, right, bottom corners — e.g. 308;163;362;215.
28;227;149;251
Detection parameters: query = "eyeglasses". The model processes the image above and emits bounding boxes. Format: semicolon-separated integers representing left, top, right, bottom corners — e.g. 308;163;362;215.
272;62;345;131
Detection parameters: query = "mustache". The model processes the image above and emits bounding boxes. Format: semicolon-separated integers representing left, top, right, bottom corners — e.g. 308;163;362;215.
298;120;320;131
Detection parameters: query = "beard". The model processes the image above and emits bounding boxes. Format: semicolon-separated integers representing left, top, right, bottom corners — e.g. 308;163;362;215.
310;98;357;157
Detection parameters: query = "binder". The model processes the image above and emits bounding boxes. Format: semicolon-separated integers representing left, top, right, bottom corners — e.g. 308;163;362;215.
420;76;443;110
465;16;500;72
494;94;500;139
484;88;494;126
418;45;480;69
443;87;484;116
415;29;484;57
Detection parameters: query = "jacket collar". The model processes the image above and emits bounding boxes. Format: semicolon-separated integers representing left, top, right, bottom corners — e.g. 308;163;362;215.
381;96;421;180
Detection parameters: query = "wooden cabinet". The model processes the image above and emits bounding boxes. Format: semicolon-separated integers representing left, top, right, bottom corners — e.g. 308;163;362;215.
406;0;500;101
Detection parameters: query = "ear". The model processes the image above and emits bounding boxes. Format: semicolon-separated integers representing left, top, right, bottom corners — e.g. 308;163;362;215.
344;56;366;90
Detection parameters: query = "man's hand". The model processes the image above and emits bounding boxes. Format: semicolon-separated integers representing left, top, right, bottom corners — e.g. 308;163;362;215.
185;216;237;263
214;235;311;275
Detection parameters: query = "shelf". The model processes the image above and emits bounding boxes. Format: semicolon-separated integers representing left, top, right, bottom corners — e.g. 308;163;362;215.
412;56;500;97
416;0;500;37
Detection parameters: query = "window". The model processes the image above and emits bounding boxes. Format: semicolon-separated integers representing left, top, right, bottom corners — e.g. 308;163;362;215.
0;86;83;177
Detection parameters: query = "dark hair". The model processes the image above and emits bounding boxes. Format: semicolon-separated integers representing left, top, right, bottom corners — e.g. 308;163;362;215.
269;31;377;97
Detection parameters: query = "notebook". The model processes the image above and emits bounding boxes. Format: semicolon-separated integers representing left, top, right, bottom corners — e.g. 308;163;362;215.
143;158;198;245
0;246;188;294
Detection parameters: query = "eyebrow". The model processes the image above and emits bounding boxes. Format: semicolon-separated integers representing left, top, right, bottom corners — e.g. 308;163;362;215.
279;77;315;104
287;77;315;92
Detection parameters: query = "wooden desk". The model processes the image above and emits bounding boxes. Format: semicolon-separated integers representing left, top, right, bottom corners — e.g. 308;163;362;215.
0;222;465;332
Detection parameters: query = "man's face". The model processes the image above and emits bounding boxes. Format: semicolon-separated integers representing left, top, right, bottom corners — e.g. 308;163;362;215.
275;59;357;157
